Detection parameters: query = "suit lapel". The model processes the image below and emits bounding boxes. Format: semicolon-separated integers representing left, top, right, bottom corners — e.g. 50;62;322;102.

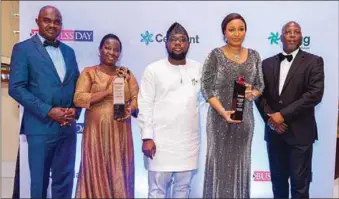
59;43;71;83
280;50;305;94
32;34;61;83
272;55;281;96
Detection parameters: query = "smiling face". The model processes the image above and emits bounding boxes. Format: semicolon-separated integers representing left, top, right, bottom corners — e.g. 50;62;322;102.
99;38;121;66
224;18;246;47
166;33;189;60
35;6;62;41
281;22;303;54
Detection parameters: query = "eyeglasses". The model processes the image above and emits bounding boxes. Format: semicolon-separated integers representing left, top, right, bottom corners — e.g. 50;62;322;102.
169;37;188;43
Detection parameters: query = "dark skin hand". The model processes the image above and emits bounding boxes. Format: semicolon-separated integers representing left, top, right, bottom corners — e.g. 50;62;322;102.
48;107;68;125
116;102;138;122
48;107;76;126
63;108;76;126
142;139;156;159
116;106;132;122
267;114;288;134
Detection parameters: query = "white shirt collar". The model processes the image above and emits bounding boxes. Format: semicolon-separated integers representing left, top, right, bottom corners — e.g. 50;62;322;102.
37;33;46;44
282;48;300;60
36;33;58;44
166;58;187;67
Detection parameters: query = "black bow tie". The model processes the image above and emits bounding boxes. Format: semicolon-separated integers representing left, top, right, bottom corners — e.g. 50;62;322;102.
278;53;293;62
43;40;60;48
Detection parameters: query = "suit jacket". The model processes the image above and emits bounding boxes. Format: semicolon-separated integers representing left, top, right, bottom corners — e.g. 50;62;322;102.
255;49;324;145
9;34;81;135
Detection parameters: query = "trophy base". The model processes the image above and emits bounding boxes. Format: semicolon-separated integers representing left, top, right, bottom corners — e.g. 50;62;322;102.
114;104;125;120
231;111;243;121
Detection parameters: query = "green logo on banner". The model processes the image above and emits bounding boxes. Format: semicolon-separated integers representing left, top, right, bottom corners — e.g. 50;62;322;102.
141;31;154;45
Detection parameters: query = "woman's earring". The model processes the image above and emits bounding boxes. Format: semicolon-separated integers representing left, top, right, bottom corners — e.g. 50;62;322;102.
98;53;101;57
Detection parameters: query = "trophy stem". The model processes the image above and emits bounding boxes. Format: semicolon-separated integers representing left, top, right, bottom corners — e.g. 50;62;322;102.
231;76;246;121
113;77;125;119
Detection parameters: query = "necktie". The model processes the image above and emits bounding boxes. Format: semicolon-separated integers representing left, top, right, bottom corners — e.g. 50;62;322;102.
278;53;293;62
43;40;60;48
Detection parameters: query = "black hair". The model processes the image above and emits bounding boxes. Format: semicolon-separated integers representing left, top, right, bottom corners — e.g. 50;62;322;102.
221;13;247;35
99;33;122;51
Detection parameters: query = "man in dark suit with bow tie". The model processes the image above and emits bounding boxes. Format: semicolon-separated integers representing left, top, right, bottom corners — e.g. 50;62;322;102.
9;5;81;198
255;21;324;199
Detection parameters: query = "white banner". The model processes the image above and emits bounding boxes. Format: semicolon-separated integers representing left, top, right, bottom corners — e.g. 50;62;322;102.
19;1;338;198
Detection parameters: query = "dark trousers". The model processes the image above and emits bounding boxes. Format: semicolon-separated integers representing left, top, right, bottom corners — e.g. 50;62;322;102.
267;138;313;199
13;148;20;199
26;132;76;198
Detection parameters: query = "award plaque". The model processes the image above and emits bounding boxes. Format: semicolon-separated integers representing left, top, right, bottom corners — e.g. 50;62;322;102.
1;63;10;83
231;76;246;121
113;77;125;120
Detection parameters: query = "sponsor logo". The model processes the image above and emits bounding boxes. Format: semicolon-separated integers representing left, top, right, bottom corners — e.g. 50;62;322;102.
140;30;200;46
140;31;154;45
76;123;84;134
253;171;271;181
30;29;94;42
268;32;310;49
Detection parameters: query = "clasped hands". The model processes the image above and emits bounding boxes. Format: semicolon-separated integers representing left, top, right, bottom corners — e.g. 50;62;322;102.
245;83;287;134
48;107;76;126
267;112;288;134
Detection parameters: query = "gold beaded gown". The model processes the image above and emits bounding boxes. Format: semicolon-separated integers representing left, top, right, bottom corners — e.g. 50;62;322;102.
74;66;139;198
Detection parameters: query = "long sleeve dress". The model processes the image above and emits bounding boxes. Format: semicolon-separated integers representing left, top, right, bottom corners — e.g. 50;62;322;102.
74;66;139;198
201;48;264;198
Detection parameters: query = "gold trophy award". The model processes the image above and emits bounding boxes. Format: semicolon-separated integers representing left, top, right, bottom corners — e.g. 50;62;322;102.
113;73;125;120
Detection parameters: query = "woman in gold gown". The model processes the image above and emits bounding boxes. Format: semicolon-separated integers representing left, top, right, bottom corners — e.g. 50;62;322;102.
74;33;139;198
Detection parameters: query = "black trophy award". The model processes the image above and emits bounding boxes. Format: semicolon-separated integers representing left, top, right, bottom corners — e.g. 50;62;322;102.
113;76;125;120
231;76;246;121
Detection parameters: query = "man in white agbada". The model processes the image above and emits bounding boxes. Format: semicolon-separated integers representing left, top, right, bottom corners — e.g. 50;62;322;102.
138;22;202;198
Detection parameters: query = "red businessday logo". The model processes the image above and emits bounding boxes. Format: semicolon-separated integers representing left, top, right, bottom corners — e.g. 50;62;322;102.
30;29;93;41
253;171;271;181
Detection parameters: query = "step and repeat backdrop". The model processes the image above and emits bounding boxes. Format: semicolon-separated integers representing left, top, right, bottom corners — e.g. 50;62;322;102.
18;1;338;198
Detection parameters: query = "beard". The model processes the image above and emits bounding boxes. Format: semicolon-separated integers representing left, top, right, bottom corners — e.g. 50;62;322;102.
167;50;187;60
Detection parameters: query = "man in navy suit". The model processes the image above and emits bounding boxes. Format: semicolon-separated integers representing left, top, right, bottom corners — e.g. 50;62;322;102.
256;21;324;199
9;5;81;198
